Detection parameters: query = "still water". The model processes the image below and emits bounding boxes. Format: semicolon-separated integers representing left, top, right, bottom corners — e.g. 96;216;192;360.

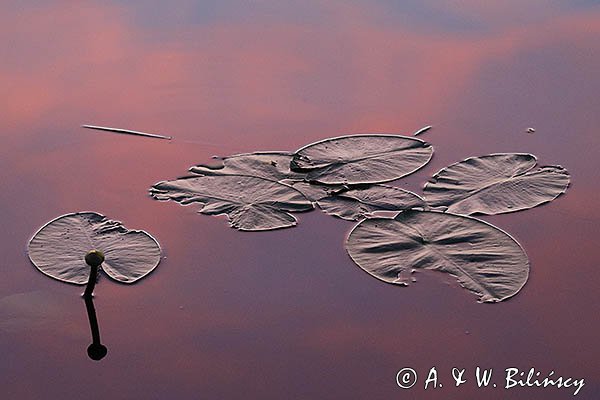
1;1;599;399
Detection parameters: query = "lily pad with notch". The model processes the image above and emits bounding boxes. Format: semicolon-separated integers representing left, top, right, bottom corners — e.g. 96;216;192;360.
290;134;433;185
423;153;570;215
28;212;161;286
27;212;161;360
346;210;529;303
150;174;314;231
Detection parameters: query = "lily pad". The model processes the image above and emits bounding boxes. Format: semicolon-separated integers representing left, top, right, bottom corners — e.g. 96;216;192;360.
190;152;306;182
290;134;433;185
314;184;427;221
288;181;345;202
27;212;161;285
150;175;313;231
423;153;570;215
346;210;529;302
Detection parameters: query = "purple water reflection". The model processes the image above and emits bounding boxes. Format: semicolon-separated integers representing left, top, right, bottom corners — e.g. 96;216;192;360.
1;1;599;399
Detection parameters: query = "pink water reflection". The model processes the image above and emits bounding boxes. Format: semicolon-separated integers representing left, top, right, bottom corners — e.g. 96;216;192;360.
1;1;599;399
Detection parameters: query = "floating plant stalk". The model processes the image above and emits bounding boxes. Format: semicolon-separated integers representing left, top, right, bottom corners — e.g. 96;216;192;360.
82;124;172;140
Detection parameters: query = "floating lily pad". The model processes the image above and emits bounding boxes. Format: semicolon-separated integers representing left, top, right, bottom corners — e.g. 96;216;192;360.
27;212;161;285
150;175;313;231
290;134;433;185
288;181;345;202
423;153;570;215
346;210;529;302
314;185;427;221
190;152;306;182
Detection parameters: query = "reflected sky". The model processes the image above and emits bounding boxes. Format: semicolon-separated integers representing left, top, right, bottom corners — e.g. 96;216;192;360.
1;1;599;399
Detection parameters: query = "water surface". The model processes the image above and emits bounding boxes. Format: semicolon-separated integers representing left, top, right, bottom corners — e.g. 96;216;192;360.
1;1;599;399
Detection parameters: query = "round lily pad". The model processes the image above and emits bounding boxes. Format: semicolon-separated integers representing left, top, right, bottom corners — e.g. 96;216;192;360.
28;212;161;285
346;210;529;302
423;153;570;215
290;134;433;185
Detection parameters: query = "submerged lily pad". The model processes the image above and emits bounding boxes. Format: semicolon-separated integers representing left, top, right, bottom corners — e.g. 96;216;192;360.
423;153;570;215
28;212;161;285
290;134;433;185
150;175;313;231
346;210;529;302
314;185;426;221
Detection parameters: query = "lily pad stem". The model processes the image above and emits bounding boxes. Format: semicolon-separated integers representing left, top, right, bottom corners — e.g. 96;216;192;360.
84;267;98;297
